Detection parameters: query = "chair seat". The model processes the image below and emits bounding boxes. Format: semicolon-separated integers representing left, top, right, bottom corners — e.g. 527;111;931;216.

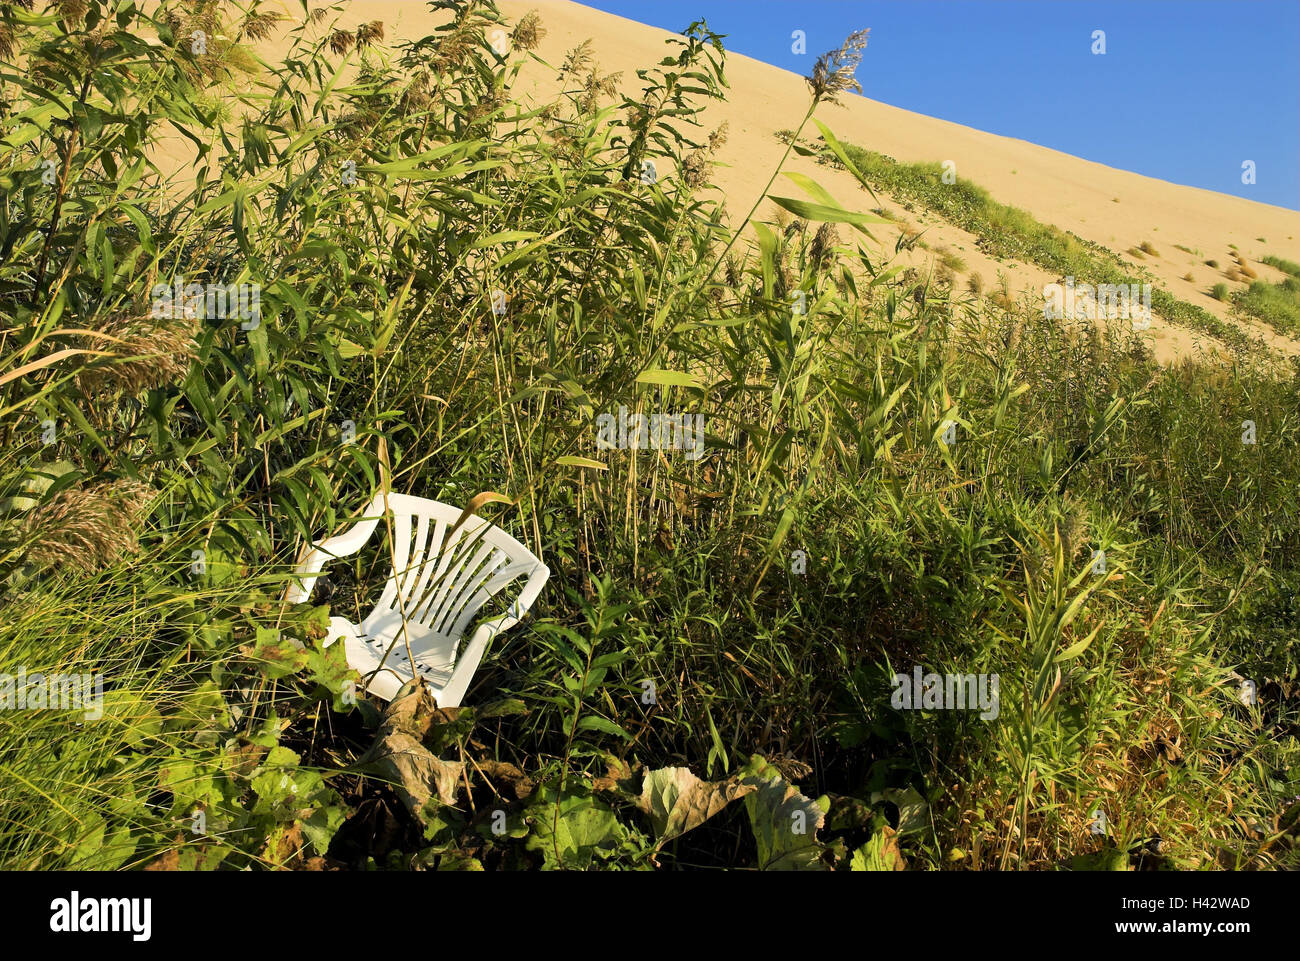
325;615;456;702
292;492;550;707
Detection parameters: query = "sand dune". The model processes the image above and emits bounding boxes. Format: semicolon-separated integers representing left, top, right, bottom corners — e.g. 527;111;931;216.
500;0;1299;361
181;0;1300;361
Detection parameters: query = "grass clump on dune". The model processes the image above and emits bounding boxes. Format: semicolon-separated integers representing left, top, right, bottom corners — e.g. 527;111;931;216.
812;137;1263;353
1262;254;1300;277
1236;276;1300;333
938;248;967;272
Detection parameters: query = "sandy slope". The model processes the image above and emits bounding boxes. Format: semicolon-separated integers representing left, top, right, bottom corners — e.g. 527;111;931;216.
496;0;1300;362
171;0;1300;362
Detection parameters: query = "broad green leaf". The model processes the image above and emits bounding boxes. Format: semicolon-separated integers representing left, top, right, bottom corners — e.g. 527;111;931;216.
739;755;828;870
850;826;906;871
812;118;882;204
781;170;844;210
244;627;308;680
554;455;608;470
471;230;540;248
768;195;890;228
525;787;628;870
635;369;700;388
871;785;928;837
576;715;631;739
1055;625;1101;662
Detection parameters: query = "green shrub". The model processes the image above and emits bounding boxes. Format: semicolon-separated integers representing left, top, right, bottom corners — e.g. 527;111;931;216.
1237;277;1300;333
1262;254;1300;277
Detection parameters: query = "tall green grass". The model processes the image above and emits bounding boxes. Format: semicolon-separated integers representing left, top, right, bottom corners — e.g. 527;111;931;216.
0;0;1296;871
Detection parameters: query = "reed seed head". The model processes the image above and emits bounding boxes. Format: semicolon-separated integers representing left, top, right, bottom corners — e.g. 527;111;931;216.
807;29;869;105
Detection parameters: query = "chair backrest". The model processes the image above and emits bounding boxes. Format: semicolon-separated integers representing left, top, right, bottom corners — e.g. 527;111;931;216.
360;494;542;648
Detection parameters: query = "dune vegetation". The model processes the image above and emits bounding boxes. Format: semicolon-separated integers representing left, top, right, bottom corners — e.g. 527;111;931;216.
785;131;1279;353
0;0;1296;871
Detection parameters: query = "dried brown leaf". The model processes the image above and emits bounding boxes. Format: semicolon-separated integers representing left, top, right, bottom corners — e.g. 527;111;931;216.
638;766;756;842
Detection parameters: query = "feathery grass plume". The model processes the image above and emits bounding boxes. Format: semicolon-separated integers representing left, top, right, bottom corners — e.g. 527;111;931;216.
1060;504;1089;562
239;11;284;42
939;248;966;272
430;8;479;73
21;480;153;574
329;30;355;56
185;1;221;39
559;39;593;78
809;222;840;267
157;7;182;37
307;6;329;27
806;29;869;105
0;0;33;58
55;0;88;25
73;313;199;397
400;68;434;113
723;254;742;288
469;88;507;123
578;67;619;113
356;21;384;48
681;122;728;190
708;121;729;153
777;261;797;299
681;148;708;189
510;10;544;52
967;272;985;297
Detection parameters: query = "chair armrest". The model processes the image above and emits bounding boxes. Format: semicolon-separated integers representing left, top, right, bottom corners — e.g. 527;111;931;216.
286;496;386;604
437;563;549;708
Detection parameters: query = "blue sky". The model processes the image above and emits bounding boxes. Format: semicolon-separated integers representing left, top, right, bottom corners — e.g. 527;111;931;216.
580;1;1300;210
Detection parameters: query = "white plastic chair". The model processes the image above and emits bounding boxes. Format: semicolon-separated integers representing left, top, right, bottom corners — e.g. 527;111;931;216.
288;492;549;706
